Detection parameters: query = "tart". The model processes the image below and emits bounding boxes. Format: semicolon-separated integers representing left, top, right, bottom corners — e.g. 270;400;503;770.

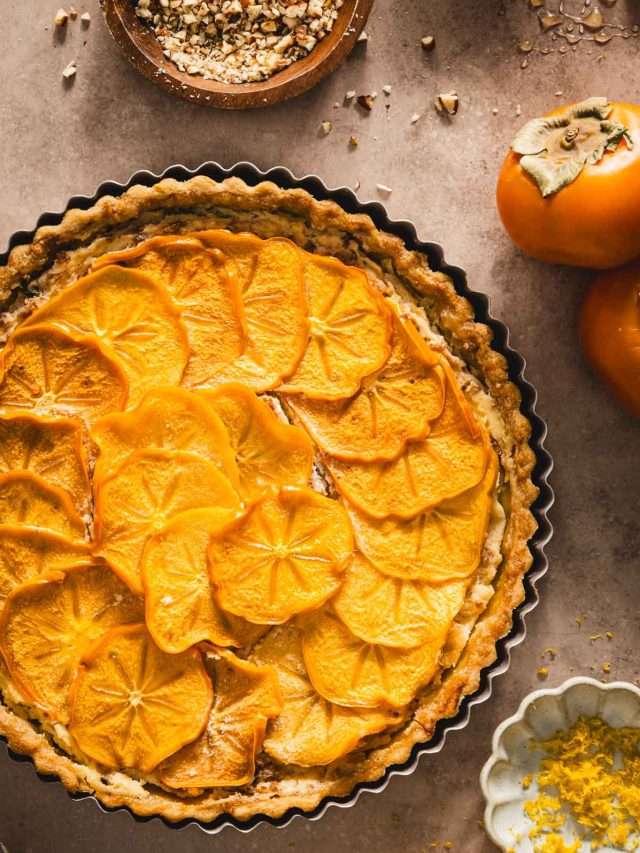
0;176;538;825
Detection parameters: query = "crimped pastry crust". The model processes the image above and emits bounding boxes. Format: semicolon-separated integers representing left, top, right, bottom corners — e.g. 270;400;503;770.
0;176;539;824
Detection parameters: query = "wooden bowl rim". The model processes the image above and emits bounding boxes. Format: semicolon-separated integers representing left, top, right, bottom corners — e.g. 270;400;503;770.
100;0;373;109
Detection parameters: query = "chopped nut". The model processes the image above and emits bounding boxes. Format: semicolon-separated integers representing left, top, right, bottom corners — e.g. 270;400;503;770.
602;662;611;674
54;7;69;26
421;35;435;51
319;120;332;136
606;631;614;640
81;11;91;25
357;94;374;111
435;92;459;116
345;90;356;101
62;60;77;79
382;84;392;95
410;112;420;124
348;135;358;147
357;30;368;43
134;0;343;84
376;184;393;196
68;5;78;19
536;666;549;680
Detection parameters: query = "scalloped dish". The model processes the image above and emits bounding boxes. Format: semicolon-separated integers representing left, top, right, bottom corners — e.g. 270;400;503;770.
0;176;538;824
481;677;640;852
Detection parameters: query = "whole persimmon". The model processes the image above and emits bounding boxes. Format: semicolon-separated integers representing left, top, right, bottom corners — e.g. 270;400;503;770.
581;263;640;418
497;98;640;269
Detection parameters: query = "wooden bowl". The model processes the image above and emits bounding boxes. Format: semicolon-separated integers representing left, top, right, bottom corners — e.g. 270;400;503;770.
100;0;374;109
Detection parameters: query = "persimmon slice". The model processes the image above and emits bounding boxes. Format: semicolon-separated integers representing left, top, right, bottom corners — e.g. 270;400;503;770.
327;382;489;520
333;552;466;648
287;316;444;461
0;414;89;509
94;237;246;389
0;473;85;539
0;563;142;721
209;487;353;624
253;624;400;766
69;624;212;773
142;509;264;654
159;650;282;789
22;266;189;405
0;527;91;608
192;231;309;390
90;386;239;487
280;255;392;400
202;383;313;500
0;325;128;423
350;452;499;582
94;449;241;594
302;608;447;709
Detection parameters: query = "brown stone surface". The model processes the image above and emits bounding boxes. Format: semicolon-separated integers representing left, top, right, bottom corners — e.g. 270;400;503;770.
1;1;640;850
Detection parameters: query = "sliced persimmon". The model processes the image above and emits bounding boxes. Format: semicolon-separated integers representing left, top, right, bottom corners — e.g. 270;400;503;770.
22;266;189;405
90;386;239;488
209;487;353;624
0;563;142;721
94;449;241;594
286;316;444;461
0;527;91;608
202;383;313;500
280;255;392;400
0;325;128;423
253;624;400;766
350;452;499;582
159;650;282;789
190;231;309;389
142;508;265;654
69;624;212;773
327;382;489;520
302;608;447;709
333;552;466;649
0;413;89;509
0;473;85;539
93;237;246;389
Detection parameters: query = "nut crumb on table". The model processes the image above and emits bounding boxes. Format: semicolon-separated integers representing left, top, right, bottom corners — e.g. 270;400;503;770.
135;0;343;84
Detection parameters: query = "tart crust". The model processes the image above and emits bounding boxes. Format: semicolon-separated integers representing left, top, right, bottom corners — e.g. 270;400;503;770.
0;176;539;824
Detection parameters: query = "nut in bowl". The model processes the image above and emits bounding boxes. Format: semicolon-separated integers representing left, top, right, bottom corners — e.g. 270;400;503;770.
100;0;374;108
481;677;640;852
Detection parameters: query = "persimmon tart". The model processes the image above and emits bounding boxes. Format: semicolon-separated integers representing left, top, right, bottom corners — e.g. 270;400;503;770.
0;176;539;825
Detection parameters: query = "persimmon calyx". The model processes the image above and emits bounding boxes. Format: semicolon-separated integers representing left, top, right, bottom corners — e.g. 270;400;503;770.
511;98;633;198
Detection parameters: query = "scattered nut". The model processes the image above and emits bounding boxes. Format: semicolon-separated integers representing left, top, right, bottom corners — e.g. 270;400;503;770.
536;666;549;680
320;120;332;135
81;11;91;25
68;4;78;19
357;94;374;111
357;30;368;43
348;135;359;147
421;35;435;51
54;7;69;27
382;84;392;95
376;184;393;196
62;59;77;79
410;112;421;124
345;90;356;101
435;92;459;116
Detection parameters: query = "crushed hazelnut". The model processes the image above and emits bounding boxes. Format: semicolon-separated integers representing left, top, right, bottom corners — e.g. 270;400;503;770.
81;11;91;25
357;94;374;111
320;120;332;135
68;5;78;19
357;29;368;43
376;184;393;196
54;8;69;27
421;35;435;51
348;135;358;147
62;60;77;79
435;92;459;116
410;112;420;124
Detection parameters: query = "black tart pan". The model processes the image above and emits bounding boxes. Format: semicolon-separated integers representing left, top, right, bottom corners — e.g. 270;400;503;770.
0;160;554;835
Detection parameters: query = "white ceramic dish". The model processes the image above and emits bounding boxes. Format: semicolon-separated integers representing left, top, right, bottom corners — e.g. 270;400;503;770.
480;677;640;852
